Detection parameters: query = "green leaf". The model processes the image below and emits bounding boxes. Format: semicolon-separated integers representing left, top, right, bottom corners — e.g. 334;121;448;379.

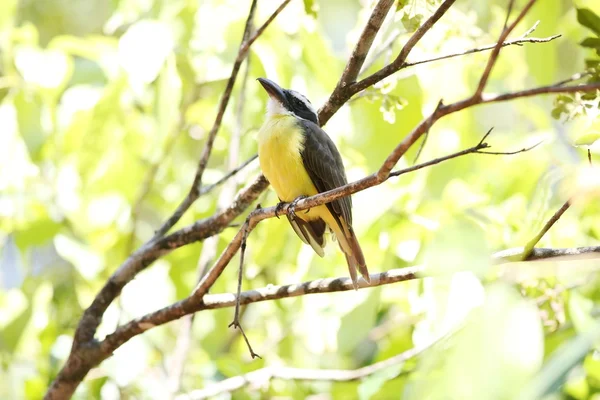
574;131;600;147
156;54;182;143
569;291;595;333
13;90;45;161
423;217;489;276
358;364;403;400
518;321;600;400
401;13;424;32
0;291;31;354
577;8;600;36
303;0;317;17
337;288;380;354
581;37;600;49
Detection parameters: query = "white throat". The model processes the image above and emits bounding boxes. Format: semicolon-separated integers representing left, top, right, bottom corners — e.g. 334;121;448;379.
266;98;292;117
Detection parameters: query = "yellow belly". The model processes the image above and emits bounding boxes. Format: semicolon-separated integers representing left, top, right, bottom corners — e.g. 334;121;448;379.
257;115;329;222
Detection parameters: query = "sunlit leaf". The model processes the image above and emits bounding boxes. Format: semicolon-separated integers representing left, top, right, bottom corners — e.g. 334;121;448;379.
337;288;380;354
358;364;403;400
581;37;600;49
13;90;45;160
569;291;596;333
574;131;600;147
118;20;174;85
303;0;318;18
578;8;600;36
518;321;600;400
14;46;72;90
0;289;30;354
408;285;544;400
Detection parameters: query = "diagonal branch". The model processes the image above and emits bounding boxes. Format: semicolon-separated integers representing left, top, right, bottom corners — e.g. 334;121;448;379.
474;0;536;97
97;79;600;354
153;0;291;239
198;155;258;197
44;176;269;400
334;0;395;90
319;0;396;125
319;0;456;125
96;121;551;353
45;0;600;397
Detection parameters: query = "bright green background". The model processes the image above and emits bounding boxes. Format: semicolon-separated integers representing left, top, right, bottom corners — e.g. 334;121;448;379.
1;0;600;399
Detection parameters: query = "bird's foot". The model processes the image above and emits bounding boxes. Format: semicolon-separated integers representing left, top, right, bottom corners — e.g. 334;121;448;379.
275;201;286;219
288;195;308;220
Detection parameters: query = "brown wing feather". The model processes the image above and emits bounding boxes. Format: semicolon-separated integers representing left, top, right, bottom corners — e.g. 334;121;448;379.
298;119;352;225
295;119;369;288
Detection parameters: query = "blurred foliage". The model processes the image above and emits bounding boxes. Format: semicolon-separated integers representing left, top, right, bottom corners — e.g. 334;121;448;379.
552;7;600;124
0;0;600;399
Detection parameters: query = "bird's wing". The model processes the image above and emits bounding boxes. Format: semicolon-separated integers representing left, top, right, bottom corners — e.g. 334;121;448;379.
298;119;352;225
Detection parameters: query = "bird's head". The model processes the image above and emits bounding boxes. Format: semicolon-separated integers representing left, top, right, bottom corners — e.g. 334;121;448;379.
257;77;318;125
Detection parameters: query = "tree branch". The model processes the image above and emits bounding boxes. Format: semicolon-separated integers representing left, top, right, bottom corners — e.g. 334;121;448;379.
474;0;536;97
86;0;600;363
45;176;268;400
323;0;457;123
92;117;564;356
333;0;395;92
319;0;396;125
94;77;600;359
178;332;448;400
198;155;258;197
153;0;290;239
521;200;572;259
117;245;600;320
493;246;600;262
404;33;560;68
45;0;600;397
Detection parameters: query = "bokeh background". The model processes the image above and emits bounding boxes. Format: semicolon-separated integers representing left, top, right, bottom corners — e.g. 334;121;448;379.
1;0;600;398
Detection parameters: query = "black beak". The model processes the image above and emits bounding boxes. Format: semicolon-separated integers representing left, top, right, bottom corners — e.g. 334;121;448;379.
257;77;286;104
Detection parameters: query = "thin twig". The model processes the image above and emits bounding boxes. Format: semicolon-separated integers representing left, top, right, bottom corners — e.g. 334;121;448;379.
403;33;560;68
228;210;261;358
97;79;600;354
168;49;257;395
319;0;457;124
127;129;182;254
45;0;600;396
474;0;536;97
153;0;290;239
336;0;395;87
522;200;571;260
360;29;402;75
493;246;600;262
178;332;449;400
50;175;269;397
319;0;397;125
198;155;258;197
503;0;516;31
390;128;542;177
554;71;591;87
412;131;429;164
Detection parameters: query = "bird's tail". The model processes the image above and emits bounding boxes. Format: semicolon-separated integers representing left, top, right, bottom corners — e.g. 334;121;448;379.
333;218;369;290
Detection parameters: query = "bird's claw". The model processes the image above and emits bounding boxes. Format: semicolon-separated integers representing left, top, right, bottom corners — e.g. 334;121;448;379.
288;195;307;220
275;201;286;219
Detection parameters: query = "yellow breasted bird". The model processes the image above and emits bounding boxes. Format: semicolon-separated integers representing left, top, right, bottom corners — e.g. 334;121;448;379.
256;78;370;289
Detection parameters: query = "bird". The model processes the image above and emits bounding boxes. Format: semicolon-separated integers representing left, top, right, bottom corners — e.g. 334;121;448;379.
256;77;370;289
